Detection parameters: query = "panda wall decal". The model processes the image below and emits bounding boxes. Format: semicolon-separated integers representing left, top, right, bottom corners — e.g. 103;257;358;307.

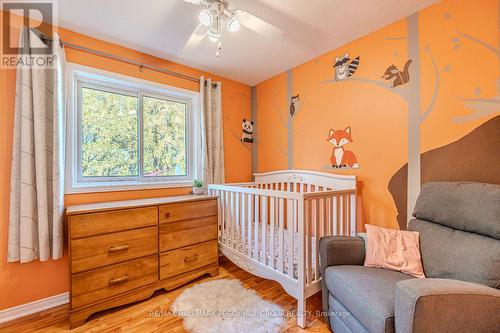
241;119;254;143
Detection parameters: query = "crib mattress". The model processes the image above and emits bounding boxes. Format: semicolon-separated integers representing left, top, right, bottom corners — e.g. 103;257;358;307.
221;224;318;280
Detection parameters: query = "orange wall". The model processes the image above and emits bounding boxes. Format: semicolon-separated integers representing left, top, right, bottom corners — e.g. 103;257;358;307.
256;0;499;229
0;18;251;309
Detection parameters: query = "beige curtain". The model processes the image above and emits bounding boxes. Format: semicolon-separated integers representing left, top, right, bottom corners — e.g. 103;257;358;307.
200;76;224;185
8;28;66;263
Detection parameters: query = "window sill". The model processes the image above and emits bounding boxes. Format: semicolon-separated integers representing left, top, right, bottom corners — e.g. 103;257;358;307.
65;181;193;194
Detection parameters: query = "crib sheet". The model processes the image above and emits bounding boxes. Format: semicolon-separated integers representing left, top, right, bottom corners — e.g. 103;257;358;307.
221;223;318;280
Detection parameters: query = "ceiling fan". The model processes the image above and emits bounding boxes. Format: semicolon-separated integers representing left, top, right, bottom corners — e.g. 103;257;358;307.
183;0;283;57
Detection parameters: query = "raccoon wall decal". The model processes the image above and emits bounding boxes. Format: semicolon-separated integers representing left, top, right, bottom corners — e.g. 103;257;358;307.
334;53;360;80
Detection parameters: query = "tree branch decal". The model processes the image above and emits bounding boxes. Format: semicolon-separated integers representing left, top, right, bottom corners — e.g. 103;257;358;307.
456;30;499;56
445;10;500;123
454;84;500;123
323;77;409;102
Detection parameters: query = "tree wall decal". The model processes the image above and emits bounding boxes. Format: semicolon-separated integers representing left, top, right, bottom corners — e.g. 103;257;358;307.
445;7;500;124
323;13;441;223
270;75;305;169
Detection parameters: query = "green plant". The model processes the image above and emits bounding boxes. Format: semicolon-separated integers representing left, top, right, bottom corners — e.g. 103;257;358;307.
193;179;203;188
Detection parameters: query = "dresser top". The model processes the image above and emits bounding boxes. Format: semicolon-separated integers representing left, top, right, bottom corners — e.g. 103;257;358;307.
66;194;215;215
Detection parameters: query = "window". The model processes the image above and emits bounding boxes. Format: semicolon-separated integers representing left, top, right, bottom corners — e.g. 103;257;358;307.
67;65;200;193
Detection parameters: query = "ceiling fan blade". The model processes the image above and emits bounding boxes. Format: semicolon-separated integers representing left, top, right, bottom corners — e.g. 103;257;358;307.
183;0;202;4
235;10;283;37
183;24;207;50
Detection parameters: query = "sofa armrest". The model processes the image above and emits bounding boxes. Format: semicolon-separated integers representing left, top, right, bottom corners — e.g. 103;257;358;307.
395;278;500;333
319;236;366;269
319;236;365;325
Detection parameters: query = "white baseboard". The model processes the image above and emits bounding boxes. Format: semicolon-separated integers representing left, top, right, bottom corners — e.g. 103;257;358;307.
0;292;69;324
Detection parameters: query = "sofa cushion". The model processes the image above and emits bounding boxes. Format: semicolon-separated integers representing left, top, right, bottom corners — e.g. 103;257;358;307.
324;265;414;333
409;219;500;288
412;181;500;240
329;295;369;333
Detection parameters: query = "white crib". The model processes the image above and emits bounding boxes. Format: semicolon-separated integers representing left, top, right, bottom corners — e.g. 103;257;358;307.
208;170;357;328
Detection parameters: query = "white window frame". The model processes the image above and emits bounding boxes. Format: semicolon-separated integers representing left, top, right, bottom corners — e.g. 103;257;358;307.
66;63;201;194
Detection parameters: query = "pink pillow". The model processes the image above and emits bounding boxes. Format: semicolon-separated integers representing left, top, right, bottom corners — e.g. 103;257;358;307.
364;224;425;278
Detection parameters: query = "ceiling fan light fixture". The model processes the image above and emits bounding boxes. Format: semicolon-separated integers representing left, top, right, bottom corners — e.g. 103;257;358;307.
198;8;212;26
208;28;220;42
226;16;240;32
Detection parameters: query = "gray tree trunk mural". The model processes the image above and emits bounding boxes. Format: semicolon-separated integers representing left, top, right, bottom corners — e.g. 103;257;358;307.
325;13;440;225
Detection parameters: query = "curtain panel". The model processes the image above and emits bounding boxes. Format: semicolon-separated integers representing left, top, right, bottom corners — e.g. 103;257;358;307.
200;76;224;185
8;28;66;263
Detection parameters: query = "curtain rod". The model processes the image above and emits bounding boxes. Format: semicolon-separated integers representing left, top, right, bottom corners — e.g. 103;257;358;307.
63;42;200;83
39;32;201;84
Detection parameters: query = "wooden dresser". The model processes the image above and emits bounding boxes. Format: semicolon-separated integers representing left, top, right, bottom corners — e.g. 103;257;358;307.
66;195;219;328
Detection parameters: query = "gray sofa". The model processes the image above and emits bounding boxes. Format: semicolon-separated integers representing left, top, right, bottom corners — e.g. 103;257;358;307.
320;181;500;333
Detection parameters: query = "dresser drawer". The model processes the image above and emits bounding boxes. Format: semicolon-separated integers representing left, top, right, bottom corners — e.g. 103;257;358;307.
159;200;217;224
71;226;158;273
71;255;157;309
159;240;218;280
159;216;217;252
70;207;158;239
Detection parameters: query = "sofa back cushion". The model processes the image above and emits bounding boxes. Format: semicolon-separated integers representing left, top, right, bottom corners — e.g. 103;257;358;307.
408;219;500;288
412;182;500;240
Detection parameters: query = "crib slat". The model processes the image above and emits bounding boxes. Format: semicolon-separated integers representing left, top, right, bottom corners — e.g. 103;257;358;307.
350;192;357;236
306;200;312;285
254;194;260;260
241;192;246;254
234;192;240;252
247;194;253;257
278;198;284;274
326;196;331;235
336;195;341;235
219;191;224;244
261;196;267;265
315;199;320;280
269;197;275;269
344;194;349;236
229;191;234;248
224;191;229;245
286;199;294;278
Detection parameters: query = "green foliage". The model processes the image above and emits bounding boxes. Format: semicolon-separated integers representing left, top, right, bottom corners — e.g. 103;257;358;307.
143;96;186;177
193;179;203;188
81;87;187;178
81;87;138;177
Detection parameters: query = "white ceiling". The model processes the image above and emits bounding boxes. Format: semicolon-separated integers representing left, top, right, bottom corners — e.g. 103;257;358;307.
58;0;440;86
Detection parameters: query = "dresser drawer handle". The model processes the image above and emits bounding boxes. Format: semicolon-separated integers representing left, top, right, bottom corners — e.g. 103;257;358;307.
184;254;198;263
109;275;129;285
108;244;130;253
164;212;171;218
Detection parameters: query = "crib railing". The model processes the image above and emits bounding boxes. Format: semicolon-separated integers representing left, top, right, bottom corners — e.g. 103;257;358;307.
207;182;356;287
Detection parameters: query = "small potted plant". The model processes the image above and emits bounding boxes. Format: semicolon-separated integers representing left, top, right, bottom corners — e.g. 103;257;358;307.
192;179;204;195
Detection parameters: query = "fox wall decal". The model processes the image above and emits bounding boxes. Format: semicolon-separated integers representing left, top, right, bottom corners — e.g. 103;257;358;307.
327;127;359;168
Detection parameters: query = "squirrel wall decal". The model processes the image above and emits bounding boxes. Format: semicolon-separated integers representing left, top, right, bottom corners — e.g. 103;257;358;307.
382;59;412;88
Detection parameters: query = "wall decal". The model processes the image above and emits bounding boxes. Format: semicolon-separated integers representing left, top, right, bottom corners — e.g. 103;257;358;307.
241;119;254;143
389;115;500;229
382;60;412;87
334;53;360;80
325;14;442;221
457;85;500;123
289;94;300;117
327;127;359;168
